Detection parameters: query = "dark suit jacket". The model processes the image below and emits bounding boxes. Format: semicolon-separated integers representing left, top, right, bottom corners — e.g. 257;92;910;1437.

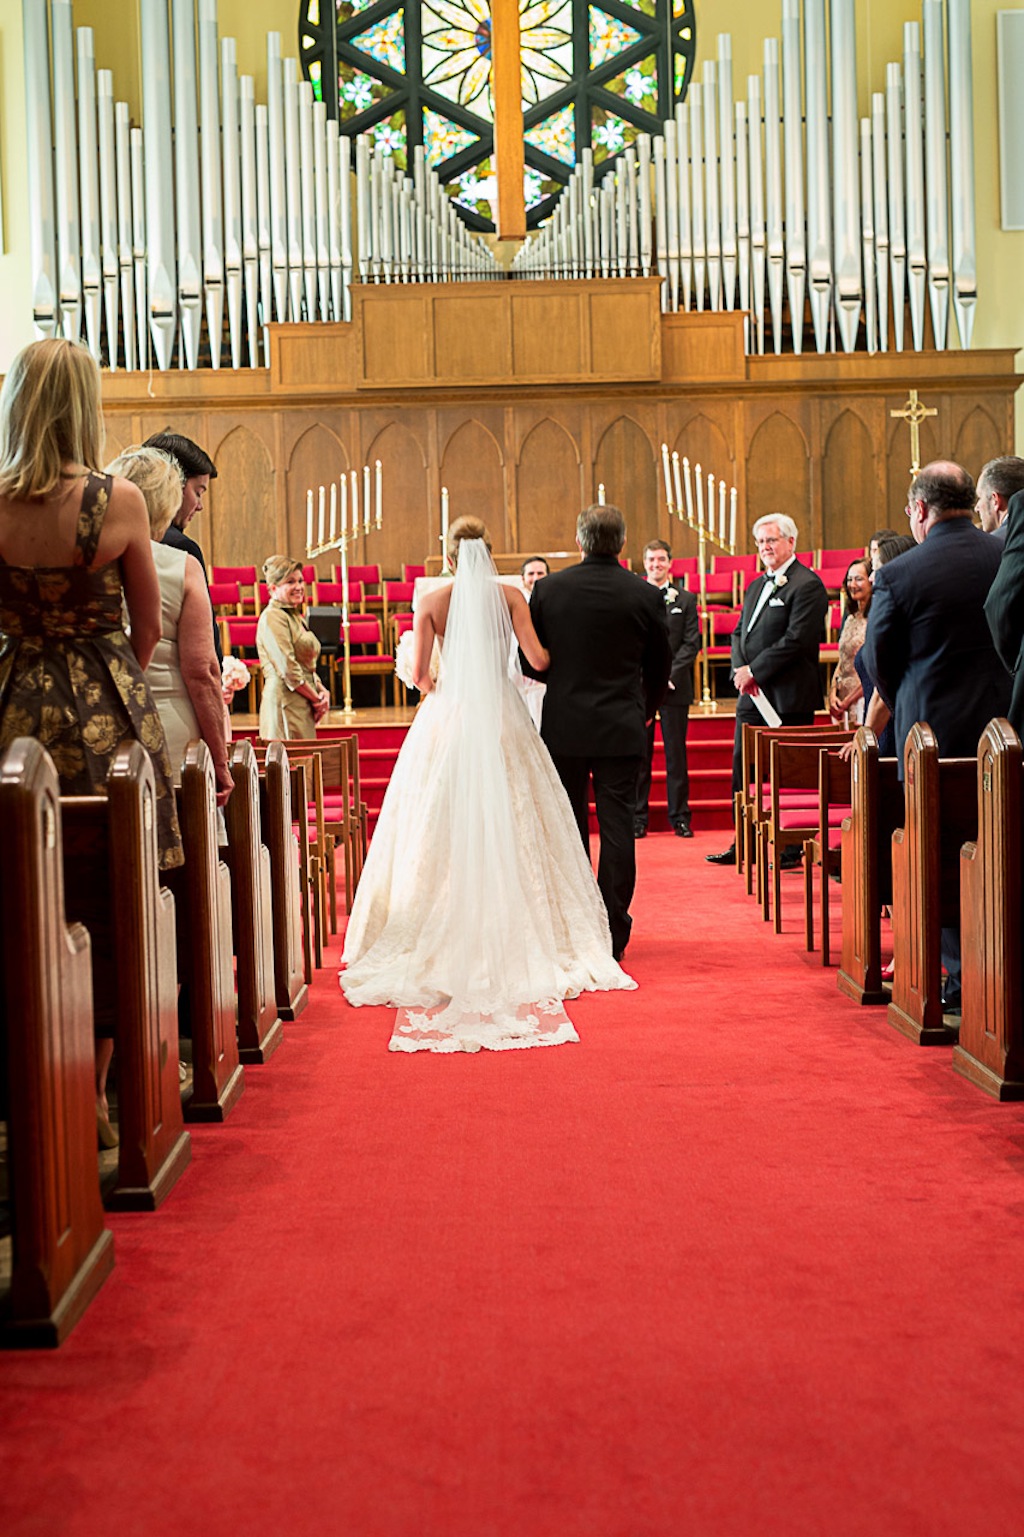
862;516;1009;767
661;584;701;709
527;555;671;757
985;489;1024;737
730;559;828;715
162;523;222;663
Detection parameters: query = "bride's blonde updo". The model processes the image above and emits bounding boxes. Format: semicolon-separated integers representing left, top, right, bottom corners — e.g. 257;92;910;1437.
447;515;491;566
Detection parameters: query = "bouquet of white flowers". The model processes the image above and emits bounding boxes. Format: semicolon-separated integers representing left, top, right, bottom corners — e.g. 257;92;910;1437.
222;655;251;694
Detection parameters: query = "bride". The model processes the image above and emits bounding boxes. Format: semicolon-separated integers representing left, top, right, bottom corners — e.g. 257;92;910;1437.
340;516;636;1052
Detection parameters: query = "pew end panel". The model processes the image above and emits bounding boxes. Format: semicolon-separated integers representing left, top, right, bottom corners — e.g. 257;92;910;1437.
838;729;902;1007
259;743;309;1020
0;739;114;1347
226;740;284;1065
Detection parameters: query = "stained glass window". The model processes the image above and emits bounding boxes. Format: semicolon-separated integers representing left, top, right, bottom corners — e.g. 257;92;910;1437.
299;0;697;229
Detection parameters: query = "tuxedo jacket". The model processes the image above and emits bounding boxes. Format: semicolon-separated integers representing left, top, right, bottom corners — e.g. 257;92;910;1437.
527;555;671;757
730;560;828;716
985;488;1024;738
660;584;701;710
862;515;1010;764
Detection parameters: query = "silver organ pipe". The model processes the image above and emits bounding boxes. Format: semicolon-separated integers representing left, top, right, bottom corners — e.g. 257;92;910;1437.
903;23;927;351
948;0;977;348
96;70;119;370
129;126;148;370
747;74;767;354
266;33;289;323
255;104;273;360
871;92;890;351
804;0;831;352
23;0;58;337
339;135;354;318
312;100;331;321
139;0;177;369
922;0;949;348
860;116;876;354
886;63;907;353
653;137;668;310
781;0;806;355
221;36;243;368
717;35;737;312
326;120;342;322
702;62;721;312
763;38;785;354
830;0;862;353
171;0;202;369
735;100;750;338
114;102;136;370
689;88;705;311
674;108;691;310
240;75;260;363
663;118;680;312
52;0;81;343
282;58;303;318
297;81;318;316
75;28;101;361
198;0;224;370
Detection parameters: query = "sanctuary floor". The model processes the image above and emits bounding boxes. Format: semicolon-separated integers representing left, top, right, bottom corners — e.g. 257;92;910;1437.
4;829;1023;1536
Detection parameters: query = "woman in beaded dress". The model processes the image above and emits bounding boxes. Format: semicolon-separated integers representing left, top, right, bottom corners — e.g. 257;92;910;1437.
828;558;872;722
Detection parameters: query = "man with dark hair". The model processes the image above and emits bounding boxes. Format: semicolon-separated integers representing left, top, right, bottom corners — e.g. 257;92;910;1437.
520;555;550;591
985;487;1024;736
975;455;1024;543
525;504;671;961
634;539;700;838
869;528;899;564
143;429;221;660
862;459;1010;1014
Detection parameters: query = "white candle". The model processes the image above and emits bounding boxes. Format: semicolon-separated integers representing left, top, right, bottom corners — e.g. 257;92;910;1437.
306;488;313;552
329;481;337;544
729;487;737;551
375;459;382;529
363;465;371;534
707;473;714;537
350;469;359;530
719;479;726;544
683;457;694;524
340;473;348;536
671;453;683;522
598;482;605;505
318;485;325;546
661;442;673;511
695;462;704;529
441;485;449;564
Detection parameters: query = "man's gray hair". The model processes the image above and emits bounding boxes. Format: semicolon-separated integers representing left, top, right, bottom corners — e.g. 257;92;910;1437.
577;503;626;556
978;455;1024;501
752;512;799;545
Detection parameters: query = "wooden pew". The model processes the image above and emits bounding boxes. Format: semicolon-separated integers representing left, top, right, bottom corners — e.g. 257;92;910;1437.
802;747;853;965
761;732;855;929
837;729;904;1006
163;741;244;1122
887;724;975;1045
259;742;309;1020
61;744;191;1210
0;739;114;1346
224;739;284;1063
954;720;1024;1098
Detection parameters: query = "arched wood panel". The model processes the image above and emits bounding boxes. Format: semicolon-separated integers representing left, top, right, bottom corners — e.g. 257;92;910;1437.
746;413;811;553
440;421;507;548
670;412;733;559
593;416;658;558
285;423;347;578
208;426;275;570
954;404;1004;483
516;419;581;553
363;422;430;574
822;409;876;552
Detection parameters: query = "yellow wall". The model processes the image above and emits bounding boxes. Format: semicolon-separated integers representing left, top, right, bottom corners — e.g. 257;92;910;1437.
0;0;1021;432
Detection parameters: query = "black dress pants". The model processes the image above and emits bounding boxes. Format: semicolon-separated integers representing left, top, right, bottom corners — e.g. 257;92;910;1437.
549;752;642;958
635;707;691;827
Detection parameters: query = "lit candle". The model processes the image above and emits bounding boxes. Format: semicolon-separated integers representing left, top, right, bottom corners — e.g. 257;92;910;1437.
340;473;348;536
363;465;371;535
350;468;359;530
306;489;313;552
683;457;694;524
719;479;726;544
661;442;673;512
598;482;605;505
441;485;449;566
375;459;382;529
671;453;683;522
329;481;337;544
318;485;325;547
729;486;737;551
695;462;703;529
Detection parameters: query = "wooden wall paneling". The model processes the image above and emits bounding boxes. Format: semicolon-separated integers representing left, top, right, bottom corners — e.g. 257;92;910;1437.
207;422;276;569
821;406;878;553
439;419;507;548
744;409;812;549
362;419;430;575
285;419;347;576
593;414;659;559
515;416;583;553
954;401;1008;480
670;410;734;558
887;402;941;513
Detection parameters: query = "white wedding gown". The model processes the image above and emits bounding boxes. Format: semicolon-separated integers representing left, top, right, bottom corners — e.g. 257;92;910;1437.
340;539;636;1052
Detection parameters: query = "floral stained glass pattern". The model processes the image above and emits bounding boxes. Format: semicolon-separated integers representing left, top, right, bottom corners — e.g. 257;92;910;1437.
350;10;406;74
589;8;645;69
525;102;575;167
423;107;479;164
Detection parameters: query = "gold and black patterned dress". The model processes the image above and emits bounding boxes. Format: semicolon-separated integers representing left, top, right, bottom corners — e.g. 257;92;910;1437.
0;471;183;869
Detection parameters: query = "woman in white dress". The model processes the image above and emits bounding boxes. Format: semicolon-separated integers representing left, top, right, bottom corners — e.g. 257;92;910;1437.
340;516;636;1053
107;446;232;806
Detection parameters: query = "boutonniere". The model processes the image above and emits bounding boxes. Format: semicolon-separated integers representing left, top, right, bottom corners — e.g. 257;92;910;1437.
774;573;788;588
665;586;678;602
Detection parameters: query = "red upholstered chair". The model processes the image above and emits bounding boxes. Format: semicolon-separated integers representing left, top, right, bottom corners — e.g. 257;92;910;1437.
312;579;364;609
382;580;414;631
401;563;426;582
208;581;242;616
818;546;867;568
703;608;742;699
344;614;395;707
685;570;737;605
713;554;758;576
670;557;698;580
219;616;262;712
212;565;258;612
334;563;383;612
816;565;853;598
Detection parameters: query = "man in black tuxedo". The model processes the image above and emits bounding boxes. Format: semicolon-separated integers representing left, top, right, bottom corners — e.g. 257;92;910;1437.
985;487;1024;737
862;460;1010;1014
634;540;701;838
707;514;828;865
144;430;222;661
526;504;671;961
975;455;1024;546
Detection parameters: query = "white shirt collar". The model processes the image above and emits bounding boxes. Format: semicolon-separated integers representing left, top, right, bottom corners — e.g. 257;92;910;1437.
765;554;797;581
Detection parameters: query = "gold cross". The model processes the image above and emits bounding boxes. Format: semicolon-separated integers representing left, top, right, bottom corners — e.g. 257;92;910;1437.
491;0;526;240
890;390;938;478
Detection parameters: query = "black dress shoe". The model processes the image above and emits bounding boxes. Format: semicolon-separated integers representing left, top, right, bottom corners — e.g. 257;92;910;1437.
634;822;648;839
673;820;694;838
706;844;736;865
778;846;803;870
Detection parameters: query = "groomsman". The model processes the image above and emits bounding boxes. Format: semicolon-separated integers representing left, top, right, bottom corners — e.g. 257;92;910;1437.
707;514;828;866
634;540;701;838
526;505;671;962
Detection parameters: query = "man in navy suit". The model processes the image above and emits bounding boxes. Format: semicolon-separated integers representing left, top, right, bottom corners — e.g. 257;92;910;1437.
861;460;1010;1013
526;504;671;961
974;455;1024;546
707;514;828;865
985;487;1024;737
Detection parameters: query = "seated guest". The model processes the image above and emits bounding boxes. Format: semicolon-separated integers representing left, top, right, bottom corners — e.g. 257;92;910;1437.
256;556;330;739
107;446;232;808
520;555;550;593
869;528;899;564
143;430;222;660
975;455;1024;544
828;559;871;722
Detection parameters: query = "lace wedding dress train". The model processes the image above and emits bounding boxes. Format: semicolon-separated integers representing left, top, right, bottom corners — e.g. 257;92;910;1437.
340;540;636;1052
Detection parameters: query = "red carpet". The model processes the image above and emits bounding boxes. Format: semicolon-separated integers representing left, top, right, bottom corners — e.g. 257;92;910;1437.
3;832;1024;1535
